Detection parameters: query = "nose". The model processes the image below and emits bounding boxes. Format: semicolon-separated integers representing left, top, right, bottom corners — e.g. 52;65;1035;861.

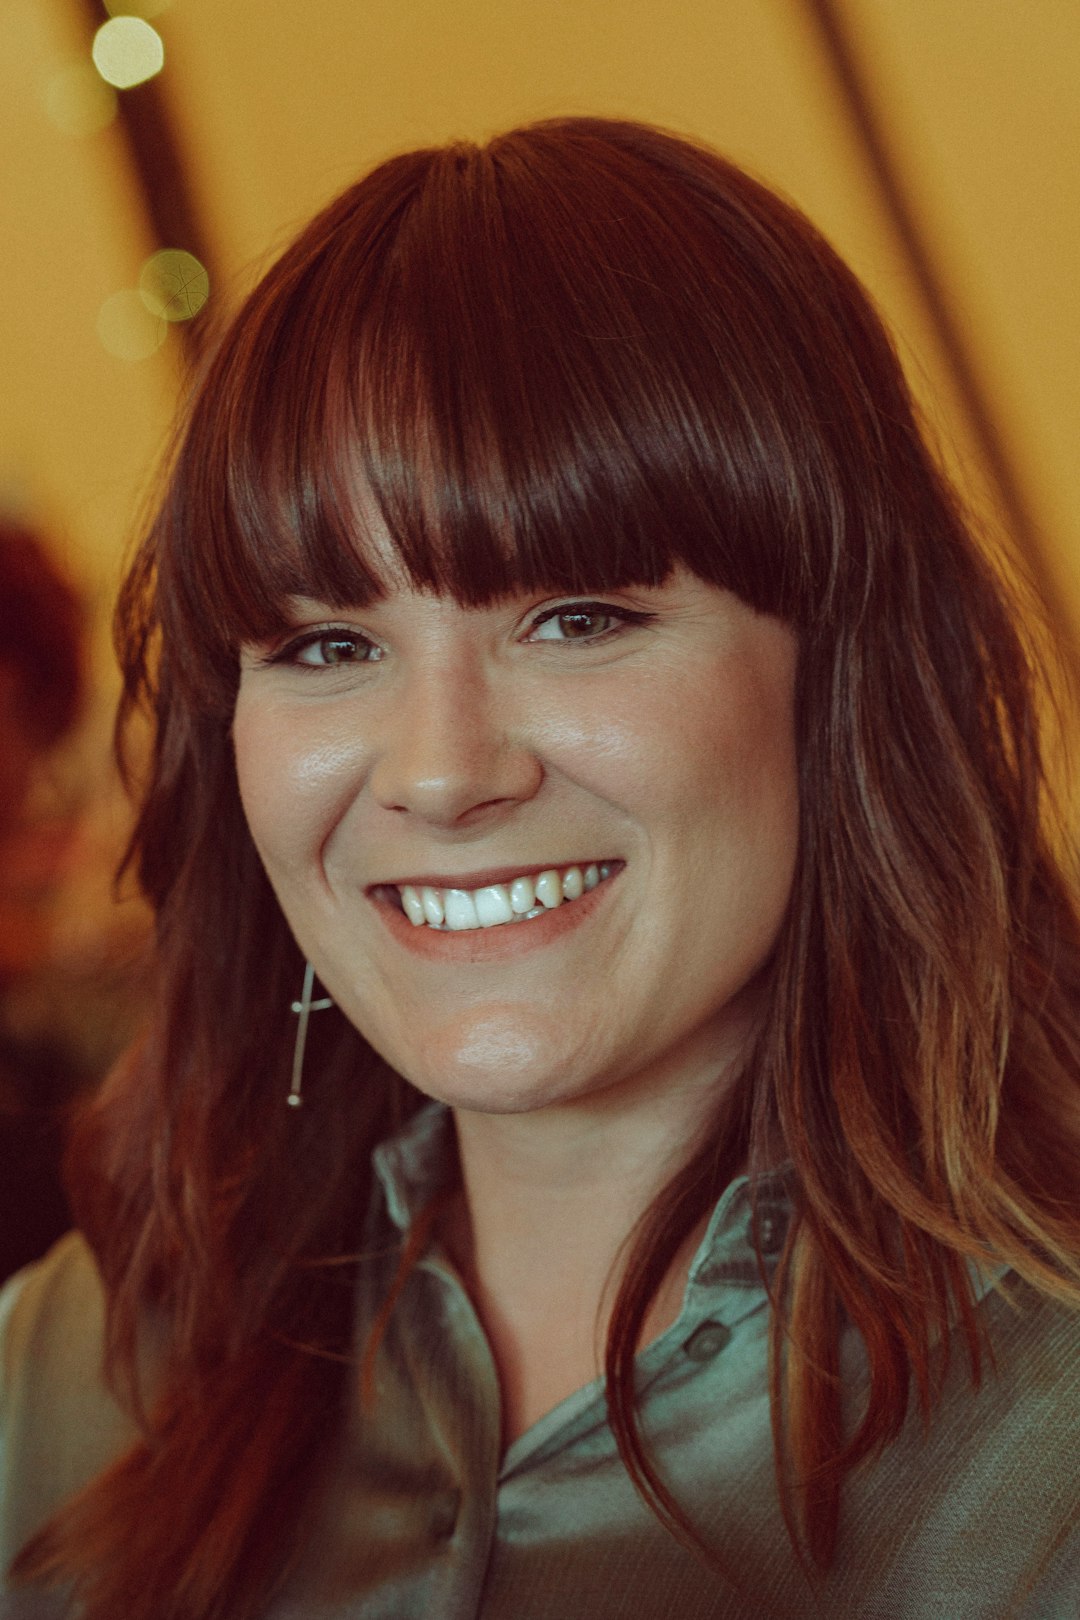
367;658;543;827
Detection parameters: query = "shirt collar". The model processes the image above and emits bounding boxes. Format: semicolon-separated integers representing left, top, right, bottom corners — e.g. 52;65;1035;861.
371;1101;1008;1312
372;1101;455;1235
372;1100;795;1284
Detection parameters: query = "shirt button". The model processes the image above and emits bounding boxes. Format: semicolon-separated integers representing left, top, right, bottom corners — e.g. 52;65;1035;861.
757;1210;786;1255
429;1491;460;1541
683;1320;731;1362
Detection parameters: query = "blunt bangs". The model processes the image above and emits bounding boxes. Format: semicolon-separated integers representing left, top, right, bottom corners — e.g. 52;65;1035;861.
161;119;915;708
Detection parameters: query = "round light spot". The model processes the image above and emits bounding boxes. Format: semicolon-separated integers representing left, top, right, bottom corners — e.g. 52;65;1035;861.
44;63;117;136
138;250;209;322
97;290;167;362
91;17;164;90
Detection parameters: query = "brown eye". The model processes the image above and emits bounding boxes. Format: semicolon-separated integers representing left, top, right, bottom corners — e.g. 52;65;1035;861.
318;636;362;664
289;631;378;667
529;606;619;642
560;612;612;638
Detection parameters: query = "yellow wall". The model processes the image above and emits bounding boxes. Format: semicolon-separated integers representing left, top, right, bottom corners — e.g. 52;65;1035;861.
4;0;1079;624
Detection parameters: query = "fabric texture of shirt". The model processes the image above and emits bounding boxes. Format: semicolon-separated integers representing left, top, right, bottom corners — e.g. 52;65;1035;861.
1;1101;1078;1618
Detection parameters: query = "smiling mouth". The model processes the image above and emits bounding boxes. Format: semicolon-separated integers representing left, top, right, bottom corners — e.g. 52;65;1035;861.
373;862;621;933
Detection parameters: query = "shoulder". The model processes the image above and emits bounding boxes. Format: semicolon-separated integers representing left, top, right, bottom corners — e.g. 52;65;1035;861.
833;1272;1080;1618
976;1269;1080;1420
1;1231;105;1370
953;1276;1080;1615
0;1233;137;1570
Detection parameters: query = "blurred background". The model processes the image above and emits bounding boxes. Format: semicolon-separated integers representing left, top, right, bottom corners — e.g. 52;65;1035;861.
0;0;1078;1269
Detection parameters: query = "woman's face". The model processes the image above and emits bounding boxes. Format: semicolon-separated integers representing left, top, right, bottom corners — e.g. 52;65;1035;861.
234;561;799;1119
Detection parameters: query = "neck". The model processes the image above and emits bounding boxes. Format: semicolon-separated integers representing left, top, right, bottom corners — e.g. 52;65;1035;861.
439;1045;751;1445
450;1101;698;1292
430;1010;761;1445
441;1114;716;1449
446;1006;758;1284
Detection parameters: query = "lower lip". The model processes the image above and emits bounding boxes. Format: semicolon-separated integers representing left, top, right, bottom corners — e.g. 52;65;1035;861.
370;868;623;962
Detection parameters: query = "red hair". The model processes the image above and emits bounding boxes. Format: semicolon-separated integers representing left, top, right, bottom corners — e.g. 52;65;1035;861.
14;117;1080;1615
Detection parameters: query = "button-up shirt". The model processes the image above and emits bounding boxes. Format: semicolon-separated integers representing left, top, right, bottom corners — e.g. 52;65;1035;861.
2;1102;1079;1617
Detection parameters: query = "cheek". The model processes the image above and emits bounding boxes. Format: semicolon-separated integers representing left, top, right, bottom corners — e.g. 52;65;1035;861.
231;700;364;870
693;667;799;901
695;678;798;836
548;649;798;849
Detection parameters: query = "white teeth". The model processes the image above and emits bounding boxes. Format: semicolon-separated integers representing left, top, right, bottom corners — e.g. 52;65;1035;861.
474;884;514;927
535;869;563;909
443;889;480;930
420;886;445;926
510;875;536;914
401;885;426;926
393;862;616;932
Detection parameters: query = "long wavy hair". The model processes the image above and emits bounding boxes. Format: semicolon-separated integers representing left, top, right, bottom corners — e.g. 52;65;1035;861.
14;116;1080;1618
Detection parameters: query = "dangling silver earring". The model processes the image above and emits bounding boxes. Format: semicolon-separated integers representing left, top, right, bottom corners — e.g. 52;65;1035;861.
288;960;334;1107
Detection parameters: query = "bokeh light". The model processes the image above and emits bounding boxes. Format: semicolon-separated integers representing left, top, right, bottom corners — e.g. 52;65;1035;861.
97;291;167;362
91;18;165;90
138;250;210;322
43;63;117;137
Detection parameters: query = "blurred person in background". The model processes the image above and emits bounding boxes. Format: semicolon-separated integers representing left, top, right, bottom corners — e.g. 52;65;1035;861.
1;119;1079;1618
0;522;86;1283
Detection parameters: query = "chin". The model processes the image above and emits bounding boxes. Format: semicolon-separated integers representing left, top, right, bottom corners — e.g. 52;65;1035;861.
393;1012;591;1115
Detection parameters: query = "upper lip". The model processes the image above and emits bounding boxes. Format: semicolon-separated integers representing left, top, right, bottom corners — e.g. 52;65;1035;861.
369;860;619;892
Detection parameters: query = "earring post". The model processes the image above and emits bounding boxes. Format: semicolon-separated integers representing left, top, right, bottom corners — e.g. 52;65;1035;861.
288;961;334;1106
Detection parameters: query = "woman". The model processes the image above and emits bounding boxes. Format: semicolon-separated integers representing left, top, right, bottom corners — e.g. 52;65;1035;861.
2;117;1078;1619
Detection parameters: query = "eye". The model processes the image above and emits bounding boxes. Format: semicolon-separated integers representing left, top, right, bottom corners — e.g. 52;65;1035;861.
273;628;381;667
527;602;653;643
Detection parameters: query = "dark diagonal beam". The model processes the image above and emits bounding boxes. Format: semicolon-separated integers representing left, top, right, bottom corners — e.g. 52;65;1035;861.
801;0;1074;658
73;0;216;362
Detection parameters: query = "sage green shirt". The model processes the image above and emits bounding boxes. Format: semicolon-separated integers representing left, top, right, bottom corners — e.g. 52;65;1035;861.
2;1102;1078;1617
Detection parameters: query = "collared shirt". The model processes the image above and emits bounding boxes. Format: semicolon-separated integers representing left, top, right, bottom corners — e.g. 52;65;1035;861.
2;1102;1079;1617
